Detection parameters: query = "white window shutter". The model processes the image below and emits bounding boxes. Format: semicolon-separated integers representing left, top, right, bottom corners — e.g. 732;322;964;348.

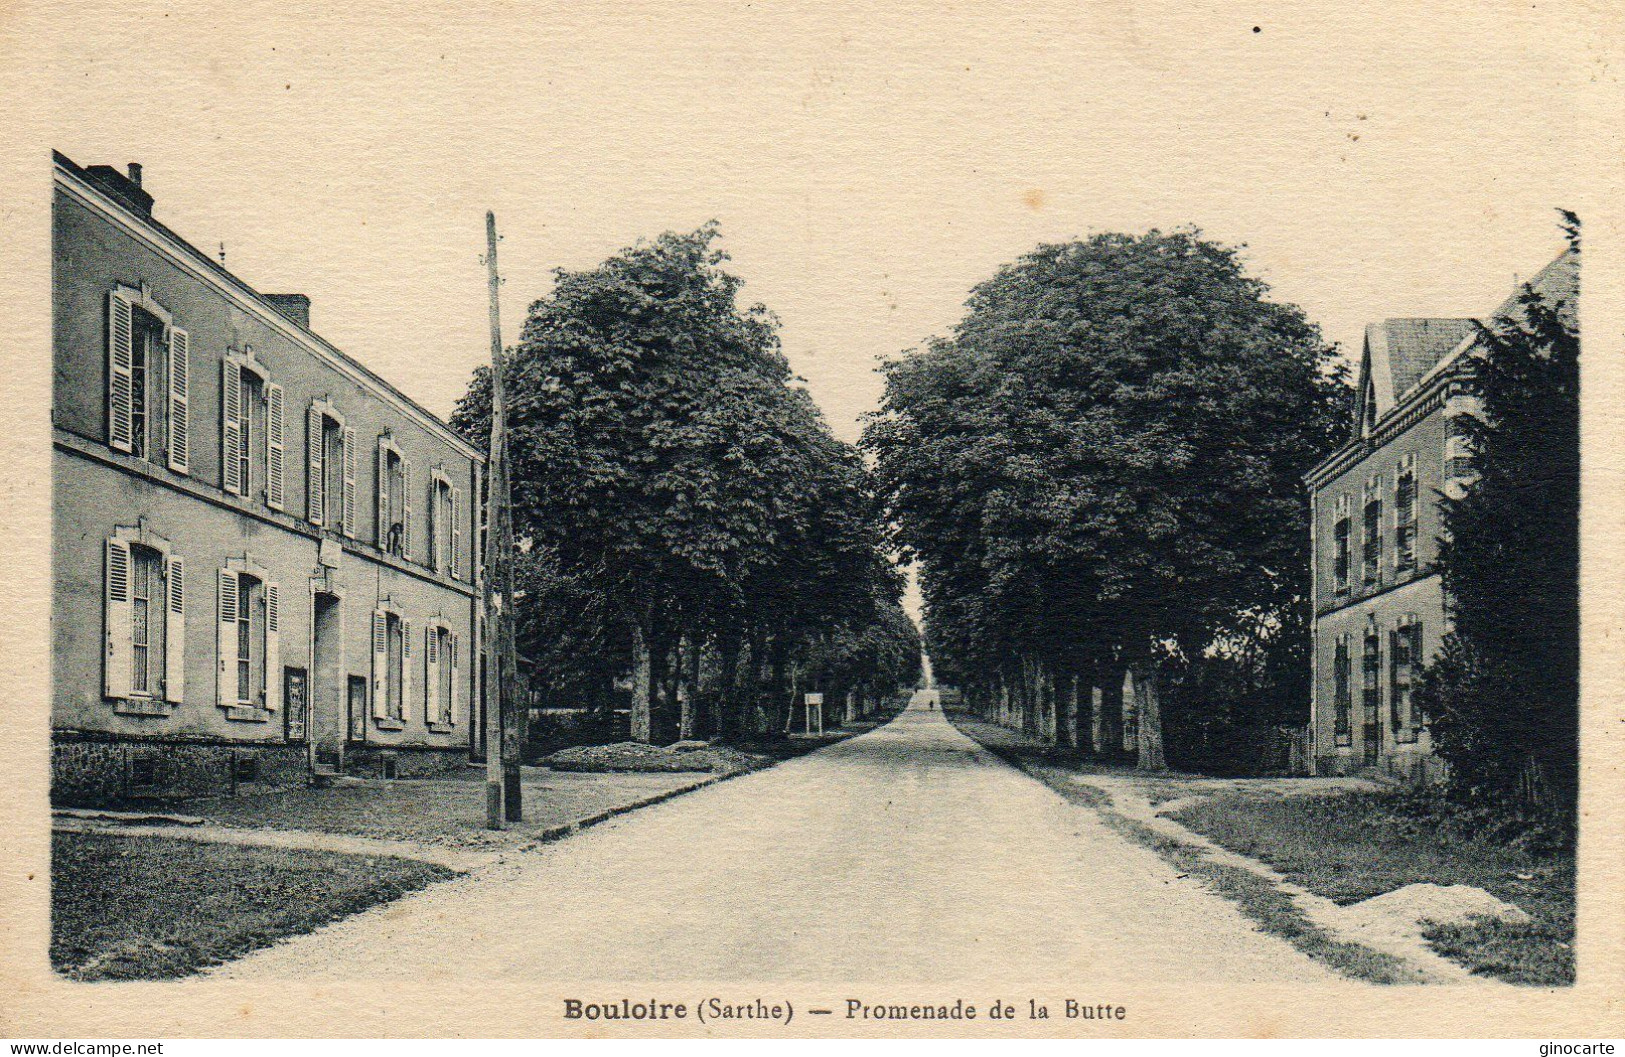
452;487;464;580
425;624;440;725
108;292;135;453
222;359;243;495
371;609;388;718
217;569;239;707
167;328;190;474
306;405;324;525
449;631;460;725
376;440;389;547
263;581;281;711
342;427;357;538
164;555;185;704
265;383;286;510
402;460;414;562
104;538;133;699
400;617;414;719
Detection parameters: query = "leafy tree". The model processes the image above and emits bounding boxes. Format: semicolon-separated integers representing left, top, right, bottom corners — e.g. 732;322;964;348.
1417;227;1579;817
454;225;913;744
865;229;1349;769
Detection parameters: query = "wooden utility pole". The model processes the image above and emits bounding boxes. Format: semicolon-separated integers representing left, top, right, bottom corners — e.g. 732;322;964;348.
483;211;523;827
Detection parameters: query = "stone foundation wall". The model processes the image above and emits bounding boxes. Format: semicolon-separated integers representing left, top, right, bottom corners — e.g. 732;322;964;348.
52;736;309;805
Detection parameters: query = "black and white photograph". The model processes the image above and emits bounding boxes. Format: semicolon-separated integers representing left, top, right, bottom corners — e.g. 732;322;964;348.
2;0;1622;1044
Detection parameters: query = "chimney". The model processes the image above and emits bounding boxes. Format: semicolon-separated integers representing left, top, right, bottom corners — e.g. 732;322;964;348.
265;294;311;330
84;162;154;218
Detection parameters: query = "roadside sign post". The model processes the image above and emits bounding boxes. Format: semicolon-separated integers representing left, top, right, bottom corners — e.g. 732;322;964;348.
805;692;824;736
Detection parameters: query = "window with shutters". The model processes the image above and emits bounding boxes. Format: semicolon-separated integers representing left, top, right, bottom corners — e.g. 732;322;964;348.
1395;455;1418;573
1362;481;1382;587
129;544;166;696
439;627;456;725
323;417;345;529
307;402;349;530
123;307;169;462
386;612;405;720
1332;495;1351;595
369;606;410;727
378;440;410;559
1391;619;1424;742
105;531;185;709
222;353;274;504
236;574;264;706
217;560;280;715
429;473;456;576
1362;627;1383;757
1332;635;1352;747
425;622;457;727
107;287;188;471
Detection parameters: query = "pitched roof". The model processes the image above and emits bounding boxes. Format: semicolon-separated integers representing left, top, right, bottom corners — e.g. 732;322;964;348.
53;150;483;463
1313;245;1579;485
1369;318;1479;400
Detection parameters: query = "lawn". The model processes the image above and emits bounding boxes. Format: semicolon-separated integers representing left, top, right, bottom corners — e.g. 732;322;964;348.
1169;792;1575;986
52;831;456;981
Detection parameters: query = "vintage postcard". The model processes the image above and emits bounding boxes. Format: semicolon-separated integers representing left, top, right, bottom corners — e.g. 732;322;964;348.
2;0;1623;1042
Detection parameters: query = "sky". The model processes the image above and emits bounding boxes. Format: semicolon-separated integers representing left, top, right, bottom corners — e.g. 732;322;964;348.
34;1;1590;447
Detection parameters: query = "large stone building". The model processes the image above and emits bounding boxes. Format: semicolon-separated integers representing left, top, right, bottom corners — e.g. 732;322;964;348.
52;153;485;802
1305;248;1577;781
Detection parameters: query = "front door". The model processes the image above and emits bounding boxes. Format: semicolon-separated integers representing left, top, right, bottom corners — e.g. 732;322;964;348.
311;592;345;772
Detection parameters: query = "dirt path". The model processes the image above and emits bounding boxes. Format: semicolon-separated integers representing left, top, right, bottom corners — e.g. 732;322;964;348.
219;693;1337;982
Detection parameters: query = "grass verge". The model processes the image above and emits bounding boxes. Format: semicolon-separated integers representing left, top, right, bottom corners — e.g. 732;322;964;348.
1170;792;1574;987
52;831;456;981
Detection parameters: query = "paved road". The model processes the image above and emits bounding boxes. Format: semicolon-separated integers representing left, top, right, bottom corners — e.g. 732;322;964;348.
223;692;1334;982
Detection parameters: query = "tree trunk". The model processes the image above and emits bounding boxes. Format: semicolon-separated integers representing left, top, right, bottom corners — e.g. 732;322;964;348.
630;624;653;744
648;637;670;745
676;635;695;741
682;635;703;740
1097;669;1125;759
784;660;801;733
1132;666;1168;771
1063;670;1080;752
716;631;742;741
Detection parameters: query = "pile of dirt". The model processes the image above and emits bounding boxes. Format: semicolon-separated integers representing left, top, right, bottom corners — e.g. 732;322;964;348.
542;741;766;775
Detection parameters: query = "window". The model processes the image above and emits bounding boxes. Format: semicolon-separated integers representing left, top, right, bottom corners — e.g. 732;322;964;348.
307;404;355;535
1362;627;1383;759
425;623;460;727
107;289;188;474
377;438;412;559
371;607;413;724
428;473;463;577
216;564;281;713
129;545;165;696
222;354;278;505
104;535;184;705
387;612;403;720
1391;618;1422;743
1333;496;1351;595
1394;455;1417;573
1333;635;1352;747
1362;480;1382;587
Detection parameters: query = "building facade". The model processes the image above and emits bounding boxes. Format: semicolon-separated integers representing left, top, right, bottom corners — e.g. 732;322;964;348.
1305;249;1577;781
53;153;485;803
